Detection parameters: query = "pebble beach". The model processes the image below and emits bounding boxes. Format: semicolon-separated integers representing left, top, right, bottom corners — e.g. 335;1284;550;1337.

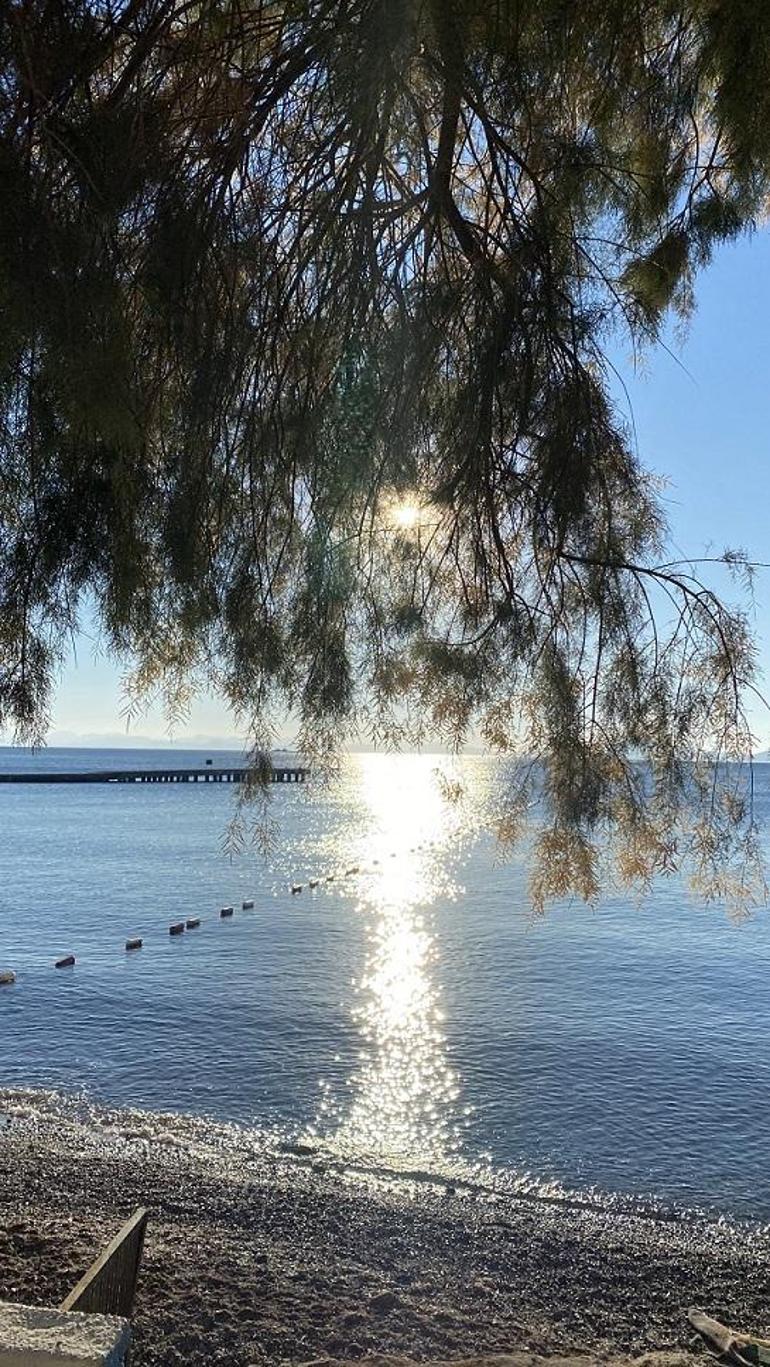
1;1090;769;1367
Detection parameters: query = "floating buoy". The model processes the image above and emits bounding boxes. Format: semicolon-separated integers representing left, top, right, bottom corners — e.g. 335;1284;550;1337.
220;906;234;918
125;938;142;951
0;969;16;986
169;923;185;936
55;955;75;969
186;918;201;930
242;900;254;910
290;884;303;895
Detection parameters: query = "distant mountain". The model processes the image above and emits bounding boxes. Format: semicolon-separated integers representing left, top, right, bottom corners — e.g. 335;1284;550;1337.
4;723;490;756
43;731;241;750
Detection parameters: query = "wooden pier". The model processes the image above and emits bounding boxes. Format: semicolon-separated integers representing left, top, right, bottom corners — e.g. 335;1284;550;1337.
0;766;308;785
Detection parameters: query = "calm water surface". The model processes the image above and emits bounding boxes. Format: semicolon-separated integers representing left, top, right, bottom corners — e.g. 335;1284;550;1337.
1;746;769;1220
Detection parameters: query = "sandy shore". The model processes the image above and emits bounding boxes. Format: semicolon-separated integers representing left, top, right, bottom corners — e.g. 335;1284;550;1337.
1;1091;769;1367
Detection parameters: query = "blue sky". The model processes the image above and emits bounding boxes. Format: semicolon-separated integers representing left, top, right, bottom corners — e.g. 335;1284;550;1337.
45;231;770;750
610;231;770;749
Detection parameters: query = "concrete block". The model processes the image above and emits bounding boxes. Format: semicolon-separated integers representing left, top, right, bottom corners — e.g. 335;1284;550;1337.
0;1300;131;1366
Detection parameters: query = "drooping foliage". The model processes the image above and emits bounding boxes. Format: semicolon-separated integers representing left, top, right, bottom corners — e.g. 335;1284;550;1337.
0;0;768;906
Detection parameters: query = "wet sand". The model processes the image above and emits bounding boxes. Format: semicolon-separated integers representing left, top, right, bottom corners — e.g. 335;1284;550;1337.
0;1091;768;1367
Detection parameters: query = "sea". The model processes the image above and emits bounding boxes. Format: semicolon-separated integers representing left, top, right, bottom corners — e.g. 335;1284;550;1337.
1;745;770;1222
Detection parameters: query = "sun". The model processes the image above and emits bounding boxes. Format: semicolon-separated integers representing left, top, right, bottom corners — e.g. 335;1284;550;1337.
390;500;421;531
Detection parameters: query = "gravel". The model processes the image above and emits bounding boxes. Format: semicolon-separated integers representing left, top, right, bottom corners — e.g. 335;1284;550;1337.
0;1090;768;1367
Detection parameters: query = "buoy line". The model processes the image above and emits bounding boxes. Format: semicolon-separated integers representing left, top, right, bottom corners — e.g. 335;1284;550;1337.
0;889;264;983
0;842;430;982
286;843;427;895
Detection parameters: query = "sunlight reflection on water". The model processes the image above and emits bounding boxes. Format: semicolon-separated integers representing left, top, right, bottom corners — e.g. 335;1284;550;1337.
314;754;476;1168
4;747;770;1215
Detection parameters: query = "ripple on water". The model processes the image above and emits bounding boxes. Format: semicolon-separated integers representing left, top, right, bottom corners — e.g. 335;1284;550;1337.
2;749;770;1220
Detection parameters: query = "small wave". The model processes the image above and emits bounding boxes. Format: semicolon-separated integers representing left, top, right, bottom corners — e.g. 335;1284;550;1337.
3;1085;768;1242
284;1130;712;1224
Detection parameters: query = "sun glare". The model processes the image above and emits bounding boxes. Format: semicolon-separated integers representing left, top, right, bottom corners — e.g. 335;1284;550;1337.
316;754;471;1169
390;500;421;531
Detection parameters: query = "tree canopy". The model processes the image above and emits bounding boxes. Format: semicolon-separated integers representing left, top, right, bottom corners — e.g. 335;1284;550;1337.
0;0;769;906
